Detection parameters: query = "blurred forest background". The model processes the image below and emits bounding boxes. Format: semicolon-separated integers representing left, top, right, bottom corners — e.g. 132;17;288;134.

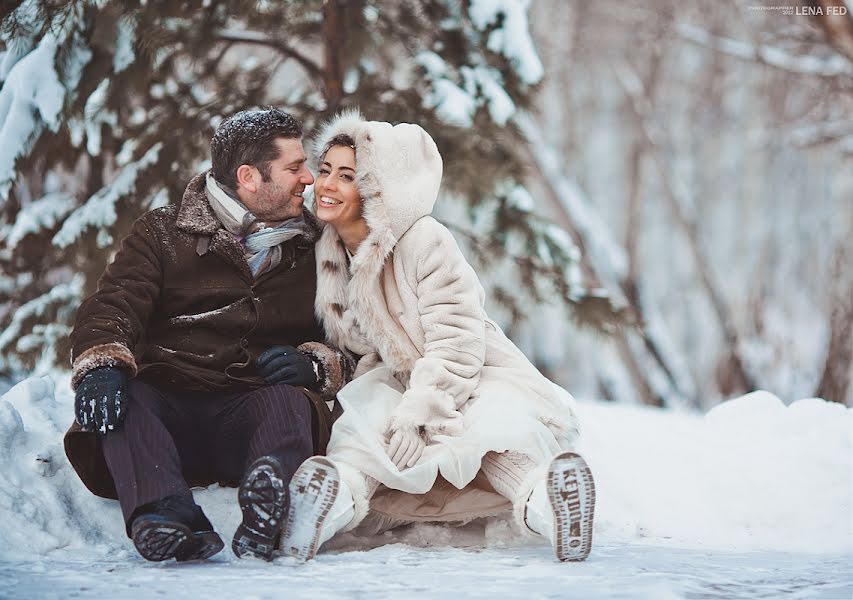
0;0;851;409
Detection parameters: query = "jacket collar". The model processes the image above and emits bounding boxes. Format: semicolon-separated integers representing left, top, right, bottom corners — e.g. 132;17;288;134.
176;172;220;235
175;172;323;283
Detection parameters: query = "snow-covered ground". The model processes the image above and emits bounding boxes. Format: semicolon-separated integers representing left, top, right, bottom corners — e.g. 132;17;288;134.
1;375;851;599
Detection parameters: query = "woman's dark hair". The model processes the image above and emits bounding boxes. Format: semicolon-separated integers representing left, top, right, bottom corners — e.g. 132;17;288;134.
320;133;356;163
211;107;303;190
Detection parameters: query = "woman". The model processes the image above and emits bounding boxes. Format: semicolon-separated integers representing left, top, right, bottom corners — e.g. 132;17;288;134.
279;112;595;563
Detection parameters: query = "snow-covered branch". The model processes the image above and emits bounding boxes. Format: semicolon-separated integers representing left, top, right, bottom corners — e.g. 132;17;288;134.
468;0;544;85
787;119;853;150
6;192;75;246
52;143;163;249
0;3;92;203
676;22;853;78
0;279;81;364
0;35;70;201
516;113;629;294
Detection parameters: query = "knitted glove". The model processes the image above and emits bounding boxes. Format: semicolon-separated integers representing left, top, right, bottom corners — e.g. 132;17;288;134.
74;367;129;433
256;345;320;388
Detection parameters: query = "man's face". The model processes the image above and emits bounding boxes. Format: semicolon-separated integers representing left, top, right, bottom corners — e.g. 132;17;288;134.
243;137;315;223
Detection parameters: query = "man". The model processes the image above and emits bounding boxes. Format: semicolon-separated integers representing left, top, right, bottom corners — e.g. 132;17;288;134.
64;108;350;563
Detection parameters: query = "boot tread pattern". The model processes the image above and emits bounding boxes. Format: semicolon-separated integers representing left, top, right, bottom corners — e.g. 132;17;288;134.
132;521;224;562
281;458;340;563
547;451;595;562
232;458;288;561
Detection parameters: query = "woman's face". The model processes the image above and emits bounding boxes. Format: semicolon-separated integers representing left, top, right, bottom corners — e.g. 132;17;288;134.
315;145;362;227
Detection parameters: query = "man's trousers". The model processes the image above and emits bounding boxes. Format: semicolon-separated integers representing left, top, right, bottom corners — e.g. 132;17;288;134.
101;379;313;531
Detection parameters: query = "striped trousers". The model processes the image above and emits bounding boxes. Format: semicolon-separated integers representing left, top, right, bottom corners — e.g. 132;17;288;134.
102;379;313;531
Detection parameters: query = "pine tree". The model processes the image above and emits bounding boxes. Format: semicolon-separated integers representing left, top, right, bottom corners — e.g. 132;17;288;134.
0;0;619;376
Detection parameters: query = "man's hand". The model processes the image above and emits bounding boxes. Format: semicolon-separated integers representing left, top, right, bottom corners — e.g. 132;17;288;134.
386;427;426;470
74;367;129;434
256;345;319;387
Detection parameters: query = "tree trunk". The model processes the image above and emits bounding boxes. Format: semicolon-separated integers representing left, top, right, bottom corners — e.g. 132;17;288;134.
814;0;853;62
615;62;758;396
517;116;690;407
815;243;853;405
322;0;346;112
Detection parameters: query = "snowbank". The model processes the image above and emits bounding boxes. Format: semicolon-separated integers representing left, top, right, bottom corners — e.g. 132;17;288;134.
0;378;850;563
578;391;852;553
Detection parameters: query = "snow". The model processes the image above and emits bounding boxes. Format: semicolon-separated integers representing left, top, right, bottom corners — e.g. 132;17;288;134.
0;282;82;373
516;113;629;290
112;16;136;74
52;143;163;248
0;32;67;201
6;192;76;246
0;36;35;81
423;79;477;128
472;65;516;125
468;0;544;85
343;68;360;94
677;23;853;78
415;52;475;127
83;78;117;156
417;55;516;128
0;376;850;597
506;185;534;212
413;1;538;128
0;2;91;202
145;187;170;210
115;139;138;166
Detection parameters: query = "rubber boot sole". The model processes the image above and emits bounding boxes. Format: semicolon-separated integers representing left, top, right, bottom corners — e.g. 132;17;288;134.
131;518;224;562
280;457;340;562
232;455;289;561
547;451;595;562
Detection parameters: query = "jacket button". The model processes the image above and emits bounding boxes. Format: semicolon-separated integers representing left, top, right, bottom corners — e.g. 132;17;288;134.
240;339;248;348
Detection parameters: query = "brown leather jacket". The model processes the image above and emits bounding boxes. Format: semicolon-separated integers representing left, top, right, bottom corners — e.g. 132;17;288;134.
64;173;349;499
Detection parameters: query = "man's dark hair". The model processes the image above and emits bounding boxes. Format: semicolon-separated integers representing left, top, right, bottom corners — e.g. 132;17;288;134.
211;107;303;190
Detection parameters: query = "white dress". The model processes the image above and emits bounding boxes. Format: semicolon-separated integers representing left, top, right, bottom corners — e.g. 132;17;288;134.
327;364;578;503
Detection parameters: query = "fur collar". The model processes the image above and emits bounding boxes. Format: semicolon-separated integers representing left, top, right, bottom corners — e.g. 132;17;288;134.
312;112;443;373
176;172;220;235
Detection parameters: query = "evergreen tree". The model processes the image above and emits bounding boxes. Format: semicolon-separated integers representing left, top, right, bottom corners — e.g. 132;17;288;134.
0;0;618;376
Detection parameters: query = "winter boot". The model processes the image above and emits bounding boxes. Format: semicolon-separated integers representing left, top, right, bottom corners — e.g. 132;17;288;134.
130;495;224;562
232;455;290;560
279;457;359;562
526;452;596;562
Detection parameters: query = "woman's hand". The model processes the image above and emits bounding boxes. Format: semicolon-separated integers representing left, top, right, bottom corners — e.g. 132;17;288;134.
385;427;426;469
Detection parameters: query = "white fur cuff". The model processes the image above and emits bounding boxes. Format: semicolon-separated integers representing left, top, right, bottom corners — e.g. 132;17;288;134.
387;387;464;440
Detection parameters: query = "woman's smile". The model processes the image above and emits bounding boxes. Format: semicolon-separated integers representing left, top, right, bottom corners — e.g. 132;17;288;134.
318;195;342;206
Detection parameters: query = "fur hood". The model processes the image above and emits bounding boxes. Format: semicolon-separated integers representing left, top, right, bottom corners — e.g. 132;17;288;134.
312;111;444;359
312;110;443;243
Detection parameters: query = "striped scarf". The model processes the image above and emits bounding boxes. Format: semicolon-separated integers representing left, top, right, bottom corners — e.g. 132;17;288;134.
205;173;312;276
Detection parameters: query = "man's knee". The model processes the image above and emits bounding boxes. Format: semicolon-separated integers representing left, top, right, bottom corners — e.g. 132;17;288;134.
252;384;312;420
119;379;171;428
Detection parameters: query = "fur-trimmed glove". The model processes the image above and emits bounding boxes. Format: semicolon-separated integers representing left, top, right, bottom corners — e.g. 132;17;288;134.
256;345;320;388
74;366;129;434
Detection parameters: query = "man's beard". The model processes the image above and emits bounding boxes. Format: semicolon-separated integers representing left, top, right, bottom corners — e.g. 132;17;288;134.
254;182;301;222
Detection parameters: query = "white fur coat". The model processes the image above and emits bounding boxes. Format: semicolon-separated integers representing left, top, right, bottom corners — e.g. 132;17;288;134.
312;112;579;446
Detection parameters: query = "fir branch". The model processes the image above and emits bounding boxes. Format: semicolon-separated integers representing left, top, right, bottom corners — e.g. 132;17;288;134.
213;28;323;82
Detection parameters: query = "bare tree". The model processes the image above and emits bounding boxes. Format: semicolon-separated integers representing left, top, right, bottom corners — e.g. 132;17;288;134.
815;241;853;405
